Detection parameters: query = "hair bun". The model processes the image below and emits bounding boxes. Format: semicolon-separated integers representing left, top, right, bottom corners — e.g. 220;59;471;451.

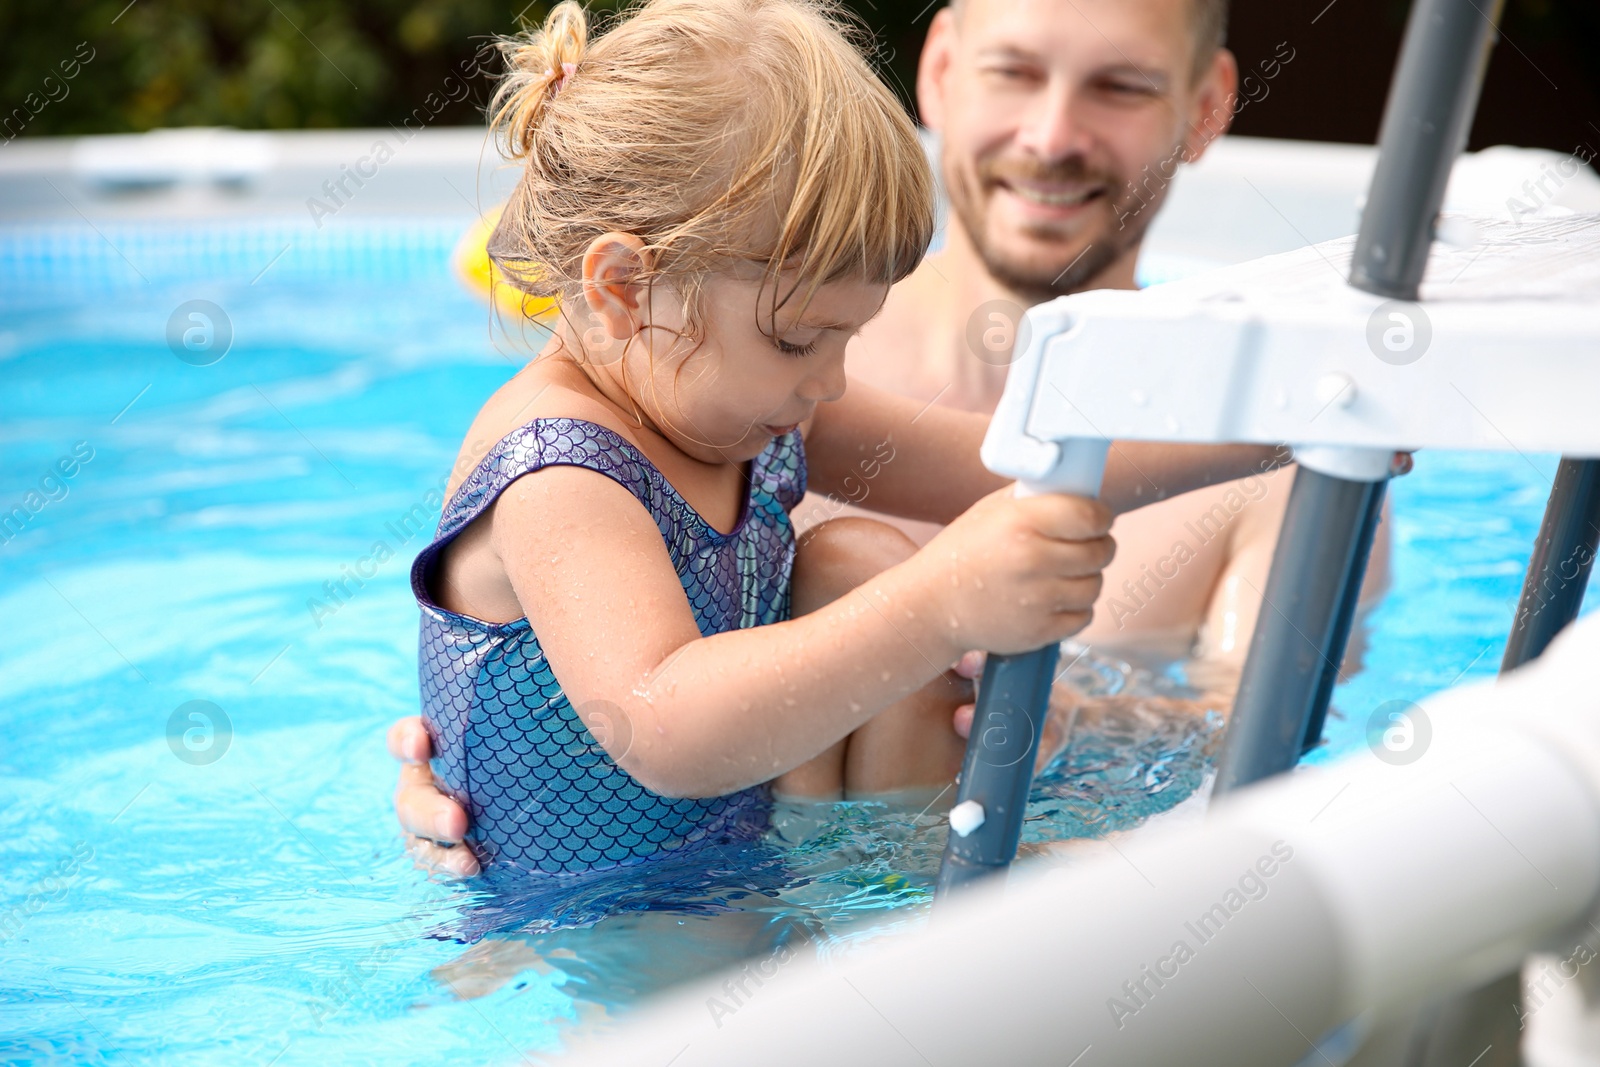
491;1;590;158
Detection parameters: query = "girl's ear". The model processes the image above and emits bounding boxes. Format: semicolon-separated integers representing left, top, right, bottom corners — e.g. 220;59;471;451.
581;232;653;340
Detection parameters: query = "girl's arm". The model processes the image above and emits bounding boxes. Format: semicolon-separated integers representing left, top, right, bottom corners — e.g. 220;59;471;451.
804;377;1291;523
489;461;1110;799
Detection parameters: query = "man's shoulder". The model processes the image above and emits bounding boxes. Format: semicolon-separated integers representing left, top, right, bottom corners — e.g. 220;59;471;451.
853;256;950;359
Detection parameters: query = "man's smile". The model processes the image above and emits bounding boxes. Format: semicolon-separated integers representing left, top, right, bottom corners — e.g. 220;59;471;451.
995;177;1107;212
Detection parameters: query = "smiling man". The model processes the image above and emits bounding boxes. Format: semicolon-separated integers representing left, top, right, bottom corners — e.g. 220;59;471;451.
392;0;1394;871
824;0;1389;666
853;0;1234;409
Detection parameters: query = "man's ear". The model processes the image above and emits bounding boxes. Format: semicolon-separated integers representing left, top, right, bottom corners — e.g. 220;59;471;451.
916;7;958;132
1181;48;1239;163
581;232;652;340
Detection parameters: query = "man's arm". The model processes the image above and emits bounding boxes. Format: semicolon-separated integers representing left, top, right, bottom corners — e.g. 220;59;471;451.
805;377;1291;521
1190;476;1397;685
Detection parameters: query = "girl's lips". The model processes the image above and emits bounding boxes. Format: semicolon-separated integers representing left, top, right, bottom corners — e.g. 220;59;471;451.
763;422;800;437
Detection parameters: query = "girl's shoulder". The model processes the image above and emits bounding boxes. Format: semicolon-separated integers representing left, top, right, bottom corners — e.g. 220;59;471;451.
444;360;647;504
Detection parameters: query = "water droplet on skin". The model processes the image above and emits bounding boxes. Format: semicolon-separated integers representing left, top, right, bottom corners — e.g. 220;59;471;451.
880;671;892;682
973;577;985;590
848;701;862;713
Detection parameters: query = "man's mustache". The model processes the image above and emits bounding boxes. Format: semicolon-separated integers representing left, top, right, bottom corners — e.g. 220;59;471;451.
977;156;1122;189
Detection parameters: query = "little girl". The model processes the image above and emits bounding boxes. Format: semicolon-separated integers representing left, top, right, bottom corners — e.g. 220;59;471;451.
408;0;1275;877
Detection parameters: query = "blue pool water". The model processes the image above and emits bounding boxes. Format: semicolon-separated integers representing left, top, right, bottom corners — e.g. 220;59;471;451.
0;219;1578;1065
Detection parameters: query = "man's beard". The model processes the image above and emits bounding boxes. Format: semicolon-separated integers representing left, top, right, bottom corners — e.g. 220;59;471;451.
944;147;1171;303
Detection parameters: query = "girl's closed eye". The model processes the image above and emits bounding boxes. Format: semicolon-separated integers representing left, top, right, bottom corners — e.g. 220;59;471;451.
774;337;818;357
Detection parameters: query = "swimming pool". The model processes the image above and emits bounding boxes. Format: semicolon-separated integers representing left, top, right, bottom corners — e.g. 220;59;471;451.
0;217;1576;1066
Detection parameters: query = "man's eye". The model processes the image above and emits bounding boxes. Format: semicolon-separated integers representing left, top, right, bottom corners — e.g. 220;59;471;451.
983;65;1034;83
774;338;818;357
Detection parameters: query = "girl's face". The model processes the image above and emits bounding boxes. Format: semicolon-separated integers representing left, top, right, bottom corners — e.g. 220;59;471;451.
620;268;890;465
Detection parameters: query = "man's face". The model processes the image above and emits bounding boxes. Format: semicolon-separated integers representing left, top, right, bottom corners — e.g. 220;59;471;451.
920;0;1232;300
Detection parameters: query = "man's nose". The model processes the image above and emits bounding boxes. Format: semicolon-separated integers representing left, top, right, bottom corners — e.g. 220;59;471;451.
1014;81;1092;162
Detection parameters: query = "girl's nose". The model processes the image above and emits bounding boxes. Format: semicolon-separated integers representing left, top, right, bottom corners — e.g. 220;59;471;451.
802;352;848;404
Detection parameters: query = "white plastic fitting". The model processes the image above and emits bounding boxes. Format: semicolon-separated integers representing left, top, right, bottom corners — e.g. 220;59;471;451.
948;800;986;838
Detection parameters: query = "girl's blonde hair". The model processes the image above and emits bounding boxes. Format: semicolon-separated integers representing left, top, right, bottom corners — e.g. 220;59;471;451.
487;0;935;345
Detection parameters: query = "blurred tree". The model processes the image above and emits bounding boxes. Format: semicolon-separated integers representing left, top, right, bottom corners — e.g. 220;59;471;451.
1;0;1592;148
0;0;917;137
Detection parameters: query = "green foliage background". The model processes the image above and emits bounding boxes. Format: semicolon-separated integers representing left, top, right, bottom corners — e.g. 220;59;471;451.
1;0;923;136
4;0;1595;146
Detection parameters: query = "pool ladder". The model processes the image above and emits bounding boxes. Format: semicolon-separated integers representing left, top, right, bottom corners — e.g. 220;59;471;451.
937;0;1600;1061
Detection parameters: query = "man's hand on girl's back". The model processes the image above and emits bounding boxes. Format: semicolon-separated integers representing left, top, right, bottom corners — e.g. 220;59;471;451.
388;717;478;877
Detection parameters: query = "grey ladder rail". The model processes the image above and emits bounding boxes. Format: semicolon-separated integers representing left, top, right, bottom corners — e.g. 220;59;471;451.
1212;0;1504;795
934;646;1059;893
936;0;1508;896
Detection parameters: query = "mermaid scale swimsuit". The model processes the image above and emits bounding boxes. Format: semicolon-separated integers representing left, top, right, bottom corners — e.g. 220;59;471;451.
412;417;805;875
